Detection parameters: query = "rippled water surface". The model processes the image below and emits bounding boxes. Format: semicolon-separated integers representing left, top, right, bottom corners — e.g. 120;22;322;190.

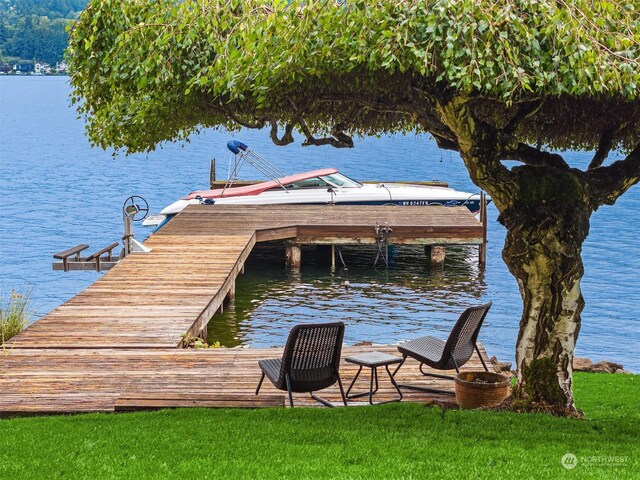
1;77;638;371
209;244;488;348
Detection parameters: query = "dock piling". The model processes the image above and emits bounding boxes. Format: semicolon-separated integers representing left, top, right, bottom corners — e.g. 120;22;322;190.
285;244;302;271
226;281;236;302
425;245;446;269
331;244;336;272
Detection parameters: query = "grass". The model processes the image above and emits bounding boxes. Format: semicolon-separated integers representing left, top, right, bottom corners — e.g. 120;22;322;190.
0;373;638;479
0;290;30;345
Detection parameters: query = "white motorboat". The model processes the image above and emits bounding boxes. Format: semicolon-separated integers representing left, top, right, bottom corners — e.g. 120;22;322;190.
148;141;488;228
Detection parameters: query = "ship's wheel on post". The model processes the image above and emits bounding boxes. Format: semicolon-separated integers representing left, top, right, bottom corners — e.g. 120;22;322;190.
122;196;152;256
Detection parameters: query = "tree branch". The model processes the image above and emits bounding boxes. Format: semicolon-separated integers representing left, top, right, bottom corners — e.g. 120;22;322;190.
297;118;354;148
216;106;266;129
586;142;640;206
213;100;356;148
267;118;295;146
588;128;615;170
503;100;543;135
314;93;459;150
214;104;296;146
468;98;568;170
432;95;515;210
218;91;458;152
501;143;570;170
432;133;459;151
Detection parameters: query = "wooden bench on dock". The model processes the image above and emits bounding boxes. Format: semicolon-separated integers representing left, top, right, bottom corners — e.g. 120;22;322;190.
53;242;121;272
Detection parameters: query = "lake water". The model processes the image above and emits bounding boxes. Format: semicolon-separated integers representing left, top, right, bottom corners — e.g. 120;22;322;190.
1;76;638;371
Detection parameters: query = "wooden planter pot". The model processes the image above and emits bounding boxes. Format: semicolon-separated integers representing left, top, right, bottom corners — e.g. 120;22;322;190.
454;371;510;409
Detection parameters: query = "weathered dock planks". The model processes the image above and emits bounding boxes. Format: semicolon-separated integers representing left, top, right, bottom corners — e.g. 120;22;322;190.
9;232;255;348
161;204;484;245
9;205;483;350
0;345;495;415
1;204;492;415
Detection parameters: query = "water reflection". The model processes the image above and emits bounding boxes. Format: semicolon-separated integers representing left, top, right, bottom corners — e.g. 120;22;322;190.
208;244;487;348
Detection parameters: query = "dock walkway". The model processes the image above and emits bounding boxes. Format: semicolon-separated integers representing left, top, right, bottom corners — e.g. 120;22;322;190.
0;345;494;415
2;205;490;415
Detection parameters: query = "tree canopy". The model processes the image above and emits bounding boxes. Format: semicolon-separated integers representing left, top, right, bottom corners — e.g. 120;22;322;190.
69;0;639;156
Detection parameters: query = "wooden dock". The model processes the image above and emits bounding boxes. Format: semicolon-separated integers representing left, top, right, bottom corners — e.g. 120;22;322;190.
1;204;491;415
0;345;495;415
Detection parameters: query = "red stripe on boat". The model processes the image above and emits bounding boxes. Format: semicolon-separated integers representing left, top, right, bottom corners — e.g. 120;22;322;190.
184;168;339;200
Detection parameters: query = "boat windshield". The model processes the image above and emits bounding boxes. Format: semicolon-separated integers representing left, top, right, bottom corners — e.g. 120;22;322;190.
320;172;362;188
267;172;363;191
285;177;332;189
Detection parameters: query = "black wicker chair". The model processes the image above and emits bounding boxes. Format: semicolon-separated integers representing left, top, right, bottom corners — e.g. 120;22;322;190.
255;322;348;407
393;302;492;395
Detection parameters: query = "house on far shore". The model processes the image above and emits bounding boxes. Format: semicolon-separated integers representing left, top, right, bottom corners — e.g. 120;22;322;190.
34;62;52;75
12;63;34;74
0;63;11;74
55;61;68;74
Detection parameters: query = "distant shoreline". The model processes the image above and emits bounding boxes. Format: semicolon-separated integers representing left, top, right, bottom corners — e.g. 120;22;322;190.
0;73;69;77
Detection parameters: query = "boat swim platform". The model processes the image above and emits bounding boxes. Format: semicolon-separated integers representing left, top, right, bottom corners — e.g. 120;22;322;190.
9;205;486;350
0;344;495;415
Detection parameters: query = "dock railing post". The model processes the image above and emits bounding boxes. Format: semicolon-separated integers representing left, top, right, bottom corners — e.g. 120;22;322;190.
200;323;208;341
479;191;488;268
209;158;216;188
122;215;133;256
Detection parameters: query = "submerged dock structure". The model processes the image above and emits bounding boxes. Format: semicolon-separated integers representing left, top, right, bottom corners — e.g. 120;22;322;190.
1;204;493;415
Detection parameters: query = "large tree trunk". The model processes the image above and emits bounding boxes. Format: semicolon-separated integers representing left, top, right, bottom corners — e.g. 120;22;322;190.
499;165;592;415
435;97;628;415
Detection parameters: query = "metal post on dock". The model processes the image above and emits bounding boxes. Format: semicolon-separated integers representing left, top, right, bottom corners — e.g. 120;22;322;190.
331;244;336;272
479;191;488;268
123;215;133;256
209;158;216;188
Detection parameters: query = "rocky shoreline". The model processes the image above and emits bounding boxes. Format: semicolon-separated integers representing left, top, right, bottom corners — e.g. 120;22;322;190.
572;357;632;374
489;357;632;375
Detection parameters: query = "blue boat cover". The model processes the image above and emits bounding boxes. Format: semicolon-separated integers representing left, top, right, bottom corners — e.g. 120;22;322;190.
227;140;248;154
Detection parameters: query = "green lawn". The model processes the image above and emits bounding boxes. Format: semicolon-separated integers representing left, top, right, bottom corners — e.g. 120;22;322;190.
1;372;638;479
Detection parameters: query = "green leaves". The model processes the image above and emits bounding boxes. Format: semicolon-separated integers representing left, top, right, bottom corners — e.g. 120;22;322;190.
68;0;640;154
